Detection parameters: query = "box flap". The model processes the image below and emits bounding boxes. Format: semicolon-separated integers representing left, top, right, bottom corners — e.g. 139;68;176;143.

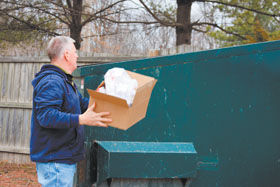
87;89;129;108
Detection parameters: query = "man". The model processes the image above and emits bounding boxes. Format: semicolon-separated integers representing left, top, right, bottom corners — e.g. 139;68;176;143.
30;36;111;187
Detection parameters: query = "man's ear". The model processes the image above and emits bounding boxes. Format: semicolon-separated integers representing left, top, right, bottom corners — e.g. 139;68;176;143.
64;50;70;61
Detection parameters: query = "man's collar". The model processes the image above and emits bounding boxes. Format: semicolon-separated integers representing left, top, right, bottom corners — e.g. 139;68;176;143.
52;64;68;74
52;64;73;81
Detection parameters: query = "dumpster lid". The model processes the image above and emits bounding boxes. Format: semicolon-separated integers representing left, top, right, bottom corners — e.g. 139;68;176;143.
95;140;197;153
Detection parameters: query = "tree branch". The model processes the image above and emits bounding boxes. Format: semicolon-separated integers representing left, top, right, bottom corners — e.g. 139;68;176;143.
192;27;207;33
44;0;72;23
100;17;159;25
273;17;280;24
28;3;70;25
81;7;140;26
1;1;71;26
5;13;60;36
82;0;127;26
66;0;72;9
193;22;247;40
199;0;280;17
138;0;178;27
82;31;123;39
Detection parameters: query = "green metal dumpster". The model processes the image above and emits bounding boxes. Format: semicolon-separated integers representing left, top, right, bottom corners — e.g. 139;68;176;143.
73;40;280;187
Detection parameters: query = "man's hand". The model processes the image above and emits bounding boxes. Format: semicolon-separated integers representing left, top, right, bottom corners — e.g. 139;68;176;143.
79;102;112;127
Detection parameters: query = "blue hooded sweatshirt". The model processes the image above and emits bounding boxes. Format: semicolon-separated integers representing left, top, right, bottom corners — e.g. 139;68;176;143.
30;64;88;164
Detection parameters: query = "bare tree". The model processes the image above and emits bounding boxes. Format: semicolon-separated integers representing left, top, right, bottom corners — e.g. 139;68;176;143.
125;0;280;46
0;0;131;49
2;0;279;53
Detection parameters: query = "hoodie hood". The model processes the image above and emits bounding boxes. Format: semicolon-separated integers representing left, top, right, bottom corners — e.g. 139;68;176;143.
32;64;68;88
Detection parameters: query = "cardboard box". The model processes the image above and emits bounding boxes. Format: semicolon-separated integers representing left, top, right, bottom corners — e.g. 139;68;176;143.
87;71;157;130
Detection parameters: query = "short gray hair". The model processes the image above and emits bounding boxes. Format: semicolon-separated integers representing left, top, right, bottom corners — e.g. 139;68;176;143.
47;36;75;60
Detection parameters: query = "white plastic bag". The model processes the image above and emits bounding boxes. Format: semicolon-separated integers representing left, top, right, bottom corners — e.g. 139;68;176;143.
98;68;138;106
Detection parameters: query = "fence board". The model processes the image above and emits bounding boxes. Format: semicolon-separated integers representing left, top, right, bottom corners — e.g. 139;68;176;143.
0;63;2;101
23;109;32;148
0;109;3;145
13;63;21;101
20;63;28;102
7;109;14;147
12;63;17;101
1;63;8;102
2;108;10;146
7;63;14;102
15;109;24;149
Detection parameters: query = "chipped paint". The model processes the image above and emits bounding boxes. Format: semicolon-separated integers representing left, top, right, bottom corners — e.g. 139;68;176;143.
163;88;168;104
154;67;160;78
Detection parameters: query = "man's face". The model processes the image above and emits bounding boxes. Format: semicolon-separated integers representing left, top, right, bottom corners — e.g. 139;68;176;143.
66;43;78;72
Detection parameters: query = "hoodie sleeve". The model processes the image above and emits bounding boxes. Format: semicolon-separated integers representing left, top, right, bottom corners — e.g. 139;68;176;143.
78;91;89;113
34;76;79;129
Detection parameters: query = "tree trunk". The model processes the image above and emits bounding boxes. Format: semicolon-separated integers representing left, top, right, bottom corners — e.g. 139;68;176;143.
70;0;83;49
176;0;193;46
70;24;82;49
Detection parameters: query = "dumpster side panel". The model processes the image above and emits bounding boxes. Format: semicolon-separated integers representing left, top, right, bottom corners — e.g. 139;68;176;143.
187;50;280;186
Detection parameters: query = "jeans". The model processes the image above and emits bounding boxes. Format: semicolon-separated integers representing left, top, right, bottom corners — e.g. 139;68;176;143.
36;162;76;187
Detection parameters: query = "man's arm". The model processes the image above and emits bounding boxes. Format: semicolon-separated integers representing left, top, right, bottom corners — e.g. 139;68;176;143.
79;102;111;127
35;79;79;129
35;79;111;128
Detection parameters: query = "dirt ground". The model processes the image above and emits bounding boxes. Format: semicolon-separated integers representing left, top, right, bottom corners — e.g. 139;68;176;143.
0;161;40;187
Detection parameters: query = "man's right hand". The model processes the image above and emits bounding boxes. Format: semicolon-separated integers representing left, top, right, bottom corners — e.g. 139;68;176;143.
79;102;112;127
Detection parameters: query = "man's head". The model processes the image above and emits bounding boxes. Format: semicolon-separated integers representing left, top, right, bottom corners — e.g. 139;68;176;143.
47;36;78;73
